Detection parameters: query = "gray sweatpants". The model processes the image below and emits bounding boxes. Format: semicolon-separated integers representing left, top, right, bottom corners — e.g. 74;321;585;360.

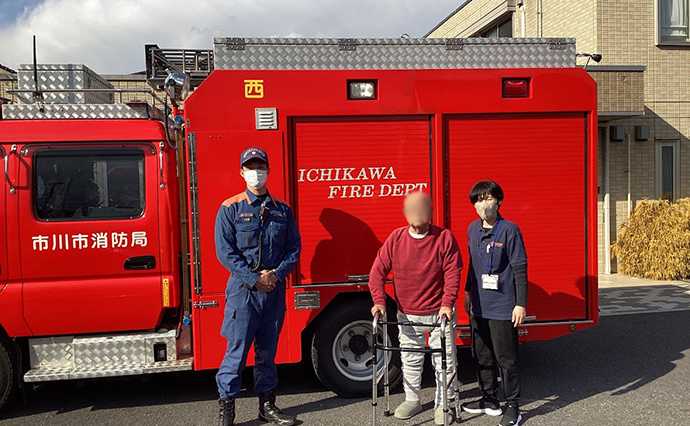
397;310;456;407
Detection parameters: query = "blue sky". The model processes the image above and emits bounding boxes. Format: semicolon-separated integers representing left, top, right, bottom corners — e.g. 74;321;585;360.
0;0;42;26
0;0;464;74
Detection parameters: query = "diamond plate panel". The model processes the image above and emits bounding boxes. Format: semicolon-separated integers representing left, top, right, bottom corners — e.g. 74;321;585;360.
73;330;176;367
17;64;113;104
74;334;148;367
28;336;74;369
68;364;144;380
145;333;177;363
23;358;193;382
2;103;158;120
141;358;192;374
213;37;575;70
23;367;72;382
24;330;182;382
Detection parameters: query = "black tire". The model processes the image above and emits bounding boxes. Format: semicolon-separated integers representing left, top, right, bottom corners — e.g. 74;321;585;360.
311;300;402;398
0;336;17;411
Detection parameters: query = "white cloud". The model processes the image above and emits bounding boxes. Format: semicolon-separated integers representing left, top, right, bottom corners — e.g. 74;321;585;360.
0;0;462;74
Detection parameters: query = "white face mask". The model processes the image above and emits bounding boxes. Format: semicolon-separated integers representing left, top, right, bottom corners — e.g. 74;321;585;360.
243;169;268;189
475;200;499;221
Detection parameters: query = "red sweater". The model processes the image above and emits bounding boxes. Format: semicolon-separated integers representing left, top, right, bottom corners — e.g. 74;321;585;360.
369;225;463;315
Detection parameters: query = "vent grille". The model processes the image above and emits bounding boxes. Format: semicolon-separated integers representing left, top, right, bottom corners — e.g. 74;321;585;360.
255;108;278;130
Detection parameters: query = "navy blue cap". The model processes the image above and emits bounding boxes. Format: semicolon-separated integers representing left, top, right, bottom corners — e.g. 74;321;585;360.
240;147;269;166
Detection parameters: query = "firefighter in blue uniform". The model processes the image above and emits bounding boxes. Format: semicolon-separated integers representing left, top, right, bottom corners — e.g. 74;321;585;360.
215;147;301;426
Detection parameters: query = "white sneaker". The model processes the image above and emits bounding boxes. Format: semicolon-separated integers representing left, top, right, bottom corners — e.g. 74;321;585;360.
462;397;503;416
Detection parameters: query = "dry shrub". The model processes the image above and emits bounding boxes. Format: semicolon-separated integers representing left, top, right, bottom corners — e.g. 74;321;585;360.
611;198;690;280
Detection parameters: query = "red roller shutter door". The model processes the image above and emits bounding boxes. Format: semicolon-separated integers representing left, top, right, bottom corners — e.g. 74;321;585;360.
294;117;431;285
447;113;588;321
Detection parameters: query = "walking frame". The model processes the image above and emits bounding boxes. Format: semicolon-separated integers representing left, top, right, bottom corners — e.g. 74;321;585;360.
372;312;462;425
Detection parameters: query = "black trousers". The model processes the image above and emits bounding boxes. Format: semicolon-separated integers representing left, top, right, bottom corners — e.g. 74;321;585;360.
470;316;520;404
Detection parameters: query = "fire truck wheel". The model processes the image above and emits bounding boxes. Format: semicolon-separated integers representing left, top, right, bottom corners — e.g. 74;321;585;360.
0;337;17;410
311;301;402;398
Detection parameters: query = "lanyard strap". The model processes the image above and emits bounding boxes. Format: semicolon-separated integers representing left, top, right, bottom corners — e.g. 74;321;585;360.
477;219;502;274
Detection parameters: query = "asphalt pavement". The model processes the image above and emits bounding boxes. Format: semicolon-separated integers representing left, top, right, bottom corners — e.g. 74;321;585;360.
1;283;690;425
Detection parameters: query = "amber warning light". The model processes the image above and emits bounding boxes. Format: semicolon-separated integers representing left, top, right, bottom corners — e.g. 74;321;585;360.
502;78;530;98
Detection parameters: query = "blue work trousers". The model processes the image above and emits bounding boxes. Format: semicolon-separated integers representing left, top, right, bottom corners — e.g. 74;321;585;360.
216;281;286;398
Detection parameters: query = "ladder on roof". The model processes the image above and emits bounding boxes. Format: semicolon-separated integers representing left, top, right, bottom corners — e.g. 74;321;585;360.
145;44;213;89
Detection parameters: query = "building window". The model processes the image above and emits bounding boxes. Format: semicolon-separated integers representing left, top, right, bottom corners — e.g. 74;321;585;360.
35;148;145;220
658;0;690;44
656;141;680;201
477;18;513;38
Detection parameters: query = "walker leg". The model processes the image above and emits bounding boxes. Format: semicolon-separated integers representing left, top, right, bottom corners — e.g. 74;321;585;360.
441;320;449;426
372;315;378;426
383;312;391;417
451;321;462;423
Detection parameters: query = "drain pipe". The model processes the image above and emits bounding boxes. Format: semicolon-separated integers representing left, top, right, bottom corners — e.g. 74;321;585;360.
603;126;612;275
519;1;526;37
627;132;632;218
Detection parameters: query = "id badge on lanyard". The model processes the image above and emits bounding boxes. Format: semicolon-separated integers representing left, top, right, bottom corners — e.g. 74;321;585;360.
478;219;502;291
481;274;499;290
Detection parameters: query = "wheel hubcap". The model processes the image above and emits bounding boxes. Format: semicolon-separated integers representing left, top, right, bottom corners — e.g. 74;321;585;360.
332;320;389;382
349;335;369;356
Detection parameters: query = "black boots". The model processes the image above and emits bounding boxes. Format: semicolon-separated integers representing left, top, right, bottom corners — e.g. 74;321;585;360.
218;391;295;426
218;397;235;426
258;391;296;426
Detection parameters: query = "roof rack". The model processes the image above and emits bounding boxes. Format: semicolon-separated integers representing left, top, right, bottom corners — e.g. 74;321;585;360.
5;88;165;106
145;44;213;89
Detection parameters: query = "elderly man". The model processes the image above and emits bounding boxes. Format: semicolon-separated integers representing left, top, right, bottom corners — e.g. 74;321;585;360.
368;191;462;425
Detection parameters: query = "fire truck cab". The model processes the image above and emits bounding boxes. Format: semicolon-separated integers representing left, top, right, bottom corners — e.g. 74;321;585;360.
0;38;598;409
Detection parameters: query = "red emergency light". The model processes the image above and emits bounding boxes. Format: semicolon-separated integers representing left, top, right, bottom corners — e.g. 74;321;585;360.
502;78;530;98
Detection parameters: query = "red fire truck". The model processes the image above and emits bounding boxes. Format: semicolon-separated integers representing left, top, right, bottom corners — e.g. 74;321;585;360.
0;38;598;409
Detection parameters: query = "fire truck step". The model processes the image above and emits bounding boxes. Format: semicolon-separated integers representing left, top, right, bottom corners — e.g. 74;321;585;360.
23;358;193;382
23;330;193;382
